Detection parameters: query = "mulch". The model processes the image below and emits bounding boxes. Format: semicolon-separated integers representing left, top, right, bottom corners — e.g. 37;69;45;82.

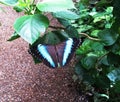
0;5;81;102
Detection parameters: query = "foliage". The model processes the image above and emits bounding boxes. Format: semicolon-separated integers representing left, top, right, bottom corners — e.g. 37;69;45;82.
1;0;120;101
73;0;120;102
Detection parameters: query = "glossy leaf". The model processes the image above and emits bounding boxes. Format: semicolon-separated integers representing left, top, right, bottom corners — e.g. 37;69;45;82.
81;55;97;70
98;29;118;46
53;10;79;20
14;14;49;44
37;0;75;12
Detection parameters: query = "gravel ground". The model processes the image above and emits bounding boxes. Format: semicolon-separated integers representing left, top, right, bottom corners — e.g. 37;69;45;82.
0;6;80;102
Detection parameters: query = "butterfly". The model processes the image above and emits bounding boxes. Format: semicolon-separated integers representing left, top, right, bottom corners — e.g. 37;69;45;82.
28;38;82;68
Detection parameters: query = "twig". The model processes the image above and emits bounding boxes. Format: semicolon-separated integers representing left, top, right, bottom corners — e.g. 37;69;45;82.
49;26;65;30
79;33;101;41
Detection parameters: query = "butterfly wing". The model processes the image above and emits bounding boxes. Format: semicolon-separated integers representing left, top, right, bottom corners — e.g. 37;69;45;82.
54;42;66;67
59;38;81;66
37;44;59;68
29;38;82;68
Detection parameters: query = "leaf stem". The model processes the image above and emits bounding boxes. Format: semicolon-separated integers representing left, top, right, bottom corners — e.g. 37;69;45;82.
79;33;101;41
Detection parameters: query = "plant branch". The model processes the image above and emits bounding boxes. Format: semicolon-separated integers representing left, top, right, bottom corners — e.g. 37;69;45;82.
49;26;65;30
79;33;101;41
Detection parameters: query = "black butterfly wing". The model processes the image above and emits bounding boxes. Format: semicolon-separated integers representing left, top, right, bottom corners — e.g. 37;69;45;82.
43;45;58;68
57;38;82;66
29;38;82;68
29;44;58;68
28;45;42;61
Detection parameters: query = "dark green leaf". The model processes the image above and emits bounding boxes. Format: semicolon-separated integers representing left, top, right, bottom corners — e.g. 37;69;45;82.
14;14;49;44
100;56;109;66
57;18;71;27
98;29;118;46
107;52;120;66
53;10;79;20
37;0;75;12
81;55;97;70
114;81;120;93
7;32;20;41
113;0;120;18
65;25;79;38
13;6;24;12
95;75;110;88
91;42;104;51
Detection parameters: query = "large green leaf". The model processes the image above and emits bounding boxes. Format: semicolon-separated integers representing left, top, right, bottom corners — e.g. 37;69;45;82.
14;14;49;44
95;75;110;88
37;0;75;12
107;52;120;65
98;29;118;46
81;55;97;70
53;10;79;20
0;0;18;5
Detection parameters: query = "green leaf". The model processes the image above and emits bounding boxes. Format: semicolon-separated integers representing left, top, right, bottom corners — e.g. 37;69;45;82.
107;52;120;66
90;30;100;37
14;14;49;44
37;0;75;12
43;31;69;45
65;25;79;38
113;0;120;18
7;32;20;41
81;55;97;70
91;42;104;51
95;75;110;88
0;0;18;5
98;29;118;46
107;68;120;82
57;18;71;27
53;10;79;20
100;56;109;66
114;81;120;93
76;39;92;54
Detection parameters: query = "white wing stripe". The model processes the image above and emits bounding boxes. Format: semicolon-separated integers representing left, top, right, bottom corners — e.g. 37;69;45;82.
37;45;55;67
62;38;73;66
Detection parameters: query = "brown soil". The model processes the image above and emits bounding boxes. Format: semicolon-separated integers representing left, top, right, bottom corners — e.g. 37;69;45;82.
0;5;80;102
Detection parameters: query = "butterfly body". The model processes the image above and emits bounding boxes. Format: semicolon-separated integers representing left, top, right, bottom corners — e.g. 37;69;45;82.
29;38;82;68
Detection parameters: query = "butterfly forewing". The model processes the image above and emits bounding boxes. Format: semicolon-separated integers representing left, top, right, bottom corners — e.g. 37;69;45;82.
37;44;58;68
62;38;82;66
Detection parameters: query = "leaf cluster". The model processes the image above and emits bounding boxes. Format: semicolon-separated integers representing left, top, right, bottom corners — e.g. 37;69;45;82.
73;0;120;101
